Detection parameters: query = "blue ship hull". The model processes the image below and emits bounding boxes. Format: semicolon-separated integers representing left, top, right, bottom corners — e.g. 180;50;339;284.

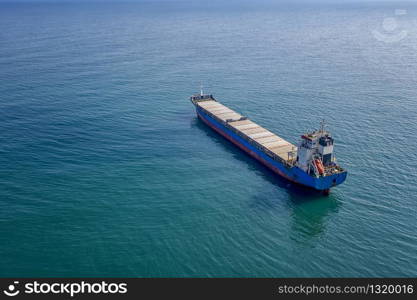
196;107;347;191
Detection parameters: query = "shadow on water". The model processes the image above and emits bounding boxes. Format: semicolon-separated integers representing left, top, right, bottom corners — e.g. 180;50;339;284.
288;195;340;243
192;117;342;240
192;117;330;199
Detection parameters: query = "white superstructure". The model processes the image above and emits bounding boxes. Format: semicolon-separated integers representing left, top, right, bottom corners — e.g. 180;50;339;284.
296;121;336;177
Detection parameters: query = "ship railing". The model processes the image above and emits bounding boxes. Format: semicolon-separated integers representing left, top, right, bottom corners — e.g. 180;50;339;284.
226;124;295;168
324;164;344;174
212;111;287;163
198;105;296;167
190;94;215;104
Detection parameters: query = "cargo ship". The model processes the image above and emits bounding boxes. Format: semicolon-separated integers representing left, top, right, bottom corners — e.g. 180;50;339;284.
190;90;347;194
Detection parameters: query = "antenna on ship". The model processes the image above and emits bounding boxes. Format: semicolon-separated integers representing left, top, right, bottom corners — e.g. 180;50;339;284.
200;82;204;96
320;119;326;134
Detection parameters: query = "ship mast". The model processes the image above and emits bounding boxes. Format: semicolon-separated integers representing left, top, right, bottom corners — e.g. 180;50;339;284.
320;119;326;135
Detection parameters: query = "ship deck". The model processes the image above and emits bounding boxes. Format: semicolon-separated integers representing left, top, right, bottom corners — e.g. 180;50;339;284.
196;100;297;163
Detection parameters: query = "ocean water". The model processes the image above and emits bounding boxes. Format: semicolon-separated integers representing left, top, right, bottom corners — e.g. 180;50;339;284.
0;1;417;277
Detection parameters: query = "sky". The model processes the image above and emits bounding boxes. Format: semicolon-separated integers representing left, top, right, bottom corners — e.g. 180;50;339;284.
0;0;412;2
0;0;414;7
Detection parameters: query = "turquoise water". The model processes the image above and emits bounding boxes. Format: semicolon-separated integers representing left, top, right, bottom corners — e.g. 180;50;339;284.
1;1;417;277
